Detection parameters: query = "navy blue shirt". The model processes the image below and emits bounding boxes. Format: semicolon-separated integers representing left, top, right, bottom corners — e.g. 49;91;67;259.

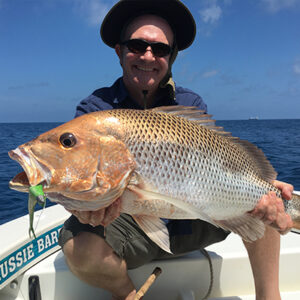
75;77;207;236
75;77;207;117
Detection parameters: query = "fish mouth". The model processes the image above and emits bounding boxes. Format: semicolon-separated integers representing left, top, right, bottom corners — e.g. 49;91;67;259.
9;147;51;192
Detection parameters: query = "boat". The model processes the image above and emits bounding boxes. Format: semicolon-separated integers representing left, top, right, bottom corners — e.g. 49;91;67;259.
0;193;300;300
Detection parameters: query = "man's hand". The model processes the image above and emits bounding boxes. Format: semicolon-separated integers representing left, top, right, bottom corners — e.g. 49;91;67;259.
249;180;294;234
68;198;122;227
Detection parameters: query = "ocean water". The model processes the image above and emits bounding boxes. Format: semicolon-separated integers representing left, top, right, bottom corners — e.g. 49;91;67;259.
0;122;61;225
0;119;299;225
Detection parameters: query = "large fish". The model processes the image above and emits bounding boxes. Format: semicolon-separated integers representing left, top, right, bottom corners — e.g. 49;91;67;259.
9;107;300;253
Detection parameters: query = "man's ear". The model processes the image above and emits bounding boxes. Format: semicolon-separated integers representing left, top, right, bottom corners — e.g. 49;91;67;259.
115;44;121;58
115;44;123;66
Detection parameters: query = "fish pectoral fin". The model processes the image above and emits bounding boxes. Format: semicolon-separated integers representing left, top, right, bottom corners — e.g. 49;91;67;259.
132;215;172;254
126;184;200;218
215;214;266;242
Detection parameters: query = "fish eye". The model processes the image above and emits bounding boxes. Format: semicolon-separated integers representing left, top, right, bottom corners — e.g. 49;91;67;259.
59;133;77;148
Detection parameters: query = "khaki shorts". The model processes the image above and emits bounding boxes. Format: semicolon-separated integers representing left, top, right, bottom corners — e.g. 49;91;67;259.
58;214;229;269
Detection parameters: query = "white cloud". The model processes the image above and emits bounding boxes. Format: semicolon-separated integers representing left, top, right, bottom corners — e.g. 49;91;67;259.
200;4;222;24
261;0;300;13
293;60;300;75
202;70;219;78
72;0;112;26
197;1;233;36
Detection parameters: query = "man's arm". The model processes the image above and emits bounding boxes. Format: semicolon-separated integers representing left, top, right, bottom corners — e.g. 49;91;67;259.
244;180;294;300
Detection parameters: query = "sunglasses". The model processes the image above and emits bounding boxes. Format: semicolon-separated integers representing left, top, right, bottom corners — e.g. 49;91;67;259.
120;39;172;57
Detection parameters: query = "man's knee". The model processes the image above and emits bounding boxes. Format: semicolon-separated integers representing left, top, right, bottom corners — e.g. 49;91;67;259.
62;232;112;272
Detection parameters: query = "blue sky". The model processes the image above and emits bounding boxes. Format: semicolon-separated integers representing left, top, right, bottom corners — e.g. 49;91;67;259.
1;0;300;122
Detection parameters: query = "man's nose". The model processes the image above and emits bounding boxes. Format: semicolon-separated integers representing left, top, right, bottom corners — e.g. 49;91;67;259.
141;46;155;60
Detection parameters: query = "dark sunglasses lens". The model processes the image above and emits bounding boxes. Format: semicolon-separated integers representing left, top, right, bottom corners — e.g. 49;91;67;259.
152;43;171;57
126;39;148;54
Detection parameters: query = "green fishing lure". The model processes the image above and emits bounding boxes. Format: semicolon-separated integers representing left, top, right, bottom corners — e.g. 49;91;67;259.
28;184;46;239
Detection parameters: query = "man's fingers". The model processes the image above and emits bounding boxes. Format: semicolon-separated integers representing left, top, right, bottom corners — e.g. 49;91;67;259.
263;192;279;224
250;193;275;224
101;198;122;226
272;180;294;200
250;194;273;220
250;191;293;234
89;209;105;227
70;201;121;227
269;212;293;234
75;211;92;224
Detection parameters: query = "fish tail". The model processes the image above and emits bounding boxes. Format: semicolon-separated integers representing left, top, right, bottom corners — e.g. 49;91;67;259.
285;193;300;230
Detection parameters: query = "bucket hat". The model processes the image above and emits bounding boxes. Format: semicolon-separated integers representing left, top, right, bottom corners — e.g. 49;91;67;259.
100;0;196;51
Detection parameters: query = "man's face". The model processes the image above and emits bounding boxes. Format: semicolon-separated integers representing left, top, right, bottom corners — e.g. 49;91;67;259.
116;15;174;95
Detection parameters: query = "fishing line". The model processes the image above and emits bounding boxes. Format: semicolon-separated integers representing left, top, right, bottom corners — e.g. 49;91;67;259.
34;204;46;236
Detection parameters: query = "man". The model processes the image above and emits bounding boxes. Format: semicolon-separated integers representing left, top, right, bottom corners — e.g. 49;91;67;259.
59;1;294;299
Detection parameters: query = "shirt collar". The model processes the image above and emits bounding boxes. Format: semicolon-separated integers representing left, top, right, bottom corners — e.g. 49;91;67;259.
114;77;177;108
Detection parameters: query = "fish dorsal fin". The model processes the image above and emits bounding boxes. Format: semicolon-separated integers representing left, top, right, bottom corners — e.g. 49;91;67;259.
230;138;277;182
150;105;208;120
150;105;201;113
149;106;232;137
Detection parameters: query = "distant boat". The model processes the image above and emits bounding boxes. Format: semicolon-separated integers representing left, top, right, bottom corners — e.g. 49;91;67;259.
249;116;259;120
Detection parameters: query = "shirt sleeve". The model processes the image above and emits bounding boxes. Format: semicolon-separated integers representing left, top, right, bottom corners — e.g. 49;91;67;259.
75;94;114;118
175;86;208;113
191;95;207;112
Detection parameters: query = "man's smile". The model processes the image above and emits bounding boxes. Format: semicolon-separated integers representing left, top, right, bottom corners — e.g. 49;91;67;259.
135;65;157;72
